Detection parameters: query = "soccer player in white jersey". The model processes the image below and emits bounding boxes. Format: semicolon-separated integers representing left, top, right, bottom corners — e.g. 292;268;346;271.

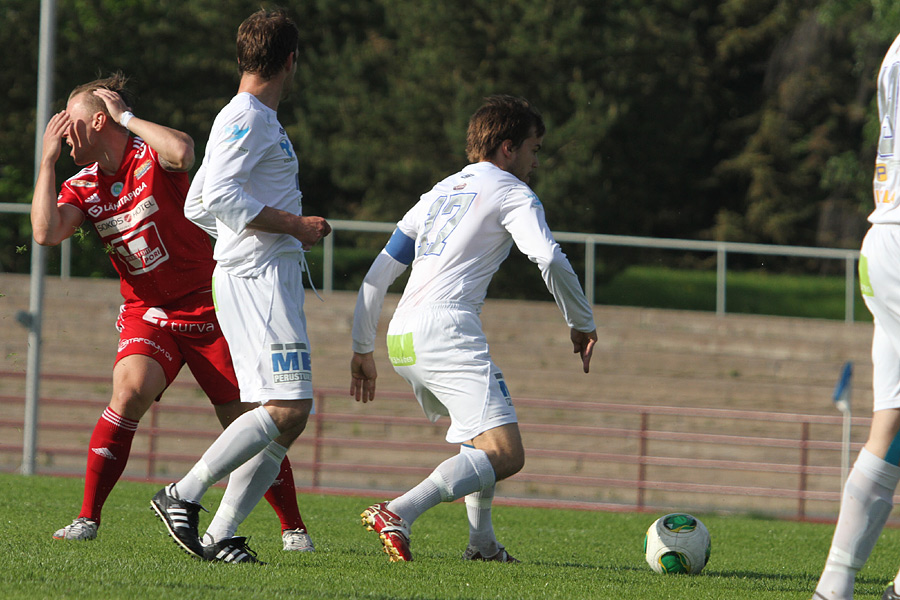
814;33;900;600
350;95;598;562
150;8;330;564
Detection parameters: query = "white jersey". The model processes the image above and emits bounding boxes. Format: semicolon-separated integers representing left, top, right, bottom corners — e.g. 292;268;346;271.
870;33;900;224
352;161;595;353
185;92;304;276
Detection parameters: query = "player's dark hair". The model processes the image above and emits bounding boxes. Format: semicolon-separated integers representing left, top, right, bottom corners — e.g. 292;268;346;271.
236;7;299;79
466;95;545;163
68;71;133;121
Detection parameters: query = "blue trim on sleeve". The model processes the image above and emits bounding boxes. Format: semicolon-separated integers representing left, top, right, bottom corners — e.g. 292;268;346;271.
384;229;415;265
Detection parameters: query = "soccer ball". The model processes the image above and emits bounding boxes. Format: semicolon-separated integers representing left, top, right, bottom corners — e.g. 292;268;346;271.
643;513;711;575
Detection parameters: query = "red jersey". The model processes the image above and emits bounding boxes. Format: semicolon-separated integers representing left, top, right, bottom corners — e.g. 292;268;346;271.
57;137;215;307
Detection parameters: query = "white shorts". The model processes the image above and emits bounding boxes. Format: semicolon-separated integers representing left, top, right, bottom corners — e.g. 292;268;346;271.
386;302;518;443
213;256;313;404
861;225;900;411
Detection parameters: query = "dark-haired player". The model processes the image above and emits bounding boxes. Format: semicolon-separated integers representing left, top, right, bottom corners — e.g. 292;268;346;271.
350;95;597;562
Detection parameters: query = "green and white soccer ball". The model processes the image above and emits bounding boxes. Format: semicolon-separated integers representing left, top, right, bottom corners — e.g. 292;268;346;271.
643;513;711;575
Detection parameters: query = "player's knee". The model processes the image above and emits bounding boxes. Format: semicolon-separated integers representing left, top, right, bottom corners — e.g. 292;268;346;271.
269;400;312;447
493;449;525;481
109;387;155;420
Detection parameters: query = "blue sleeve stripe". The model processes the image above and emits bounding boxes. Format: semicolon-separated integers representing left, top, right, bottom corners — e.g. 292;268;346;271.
384;229;415;265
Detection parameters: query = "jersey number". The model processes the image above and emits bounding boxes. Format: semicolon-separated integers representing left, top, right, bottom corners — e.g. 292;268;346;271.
420;193;475;256
879;60;900;159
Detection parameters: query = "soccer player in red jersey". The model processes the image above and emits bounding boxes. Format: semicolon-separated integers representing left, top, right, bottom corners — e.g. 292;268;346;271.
31;73;314;552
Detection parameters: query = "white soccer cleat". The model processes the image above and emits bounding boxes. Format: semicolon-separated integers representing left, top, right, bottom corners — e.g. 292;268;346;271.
282;528;315;552
52;517;98;541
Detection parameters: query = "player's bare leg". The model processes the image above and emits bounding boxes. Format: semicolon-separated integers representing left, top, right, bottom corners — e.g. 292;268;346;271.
54;355;165;540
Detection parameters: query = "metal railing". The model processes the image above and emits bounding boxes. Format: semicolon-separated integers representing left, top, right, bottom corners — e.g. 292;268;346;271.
0;371;866;520
2;205;862;321
323;219;862;322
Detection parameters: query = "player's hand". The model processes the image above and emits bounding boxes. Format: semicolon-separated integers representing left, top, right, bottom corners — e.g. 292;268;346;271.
93;88;130;126
41;111;71;164
350;351;377;403
294;217;331;250
296;216;331;250
571;328;597;374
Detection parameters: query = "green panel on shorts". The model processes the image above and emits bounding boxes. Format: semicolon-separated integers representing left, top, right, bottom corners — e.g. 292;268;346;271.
211;275;219;311
859;254;873;297
387;332;416;366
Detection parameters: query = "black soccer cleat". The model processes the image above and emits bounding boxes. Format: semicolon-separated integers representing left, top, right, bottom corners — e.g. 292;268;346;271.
203;536;264;564
151;484;205;558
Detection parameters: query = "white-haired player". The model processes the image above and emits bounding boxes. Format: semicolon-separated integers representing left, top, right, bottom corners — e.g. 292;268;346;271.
350;95;598;562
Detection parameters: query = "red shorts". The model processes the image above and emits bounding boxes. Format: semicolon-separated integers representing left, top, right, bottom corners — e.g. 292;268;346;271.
115;289;239;405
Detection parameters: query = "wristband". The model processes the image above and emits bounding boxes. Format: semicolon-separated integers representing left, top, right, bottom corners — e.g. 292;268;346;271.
119;111;135;128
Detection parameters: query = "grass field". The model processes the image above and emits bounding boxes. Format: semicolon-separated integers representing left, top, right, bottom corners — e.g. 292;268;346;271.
4;473;900;599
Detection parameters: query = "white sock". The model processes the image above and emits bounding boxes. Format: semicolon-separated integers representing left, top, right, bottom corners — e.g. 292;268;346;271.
815;448;900;599
462;445;499;555
174;407;281;503
204;440;288;543
389;448;496;527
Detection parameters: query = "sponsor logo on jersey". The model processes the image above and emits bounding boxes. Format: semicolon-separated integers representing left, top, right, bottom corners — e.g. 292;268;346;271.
279;138;294;159
90;181;150;219
461;173;474;179
68;179;98;188
117;335;175;362
526;191;542;209
134;159;152;180
271;342;312;383
109;221;170;274
453;183;467;190
875;190;896;205
85;193;101;204
222;124;249;144
111;182;124;197
95;195;159;237
141;307;215;333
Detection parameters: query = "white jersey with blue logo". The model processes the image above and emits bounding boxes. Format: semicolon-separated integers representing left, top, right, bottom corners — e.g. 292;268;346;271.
352;161;596;353
185;92;303;276
871;33;900;224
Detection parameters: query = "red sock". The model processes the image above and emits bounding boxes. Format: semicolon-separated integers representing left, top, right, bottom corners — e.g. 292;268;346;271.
263;456;306;531
78;407;138;523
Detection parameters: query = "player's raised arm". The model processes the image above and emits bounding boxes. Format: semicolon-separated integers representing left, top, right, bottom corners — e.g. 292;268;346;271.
31;111;84;246
93;88;194;172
